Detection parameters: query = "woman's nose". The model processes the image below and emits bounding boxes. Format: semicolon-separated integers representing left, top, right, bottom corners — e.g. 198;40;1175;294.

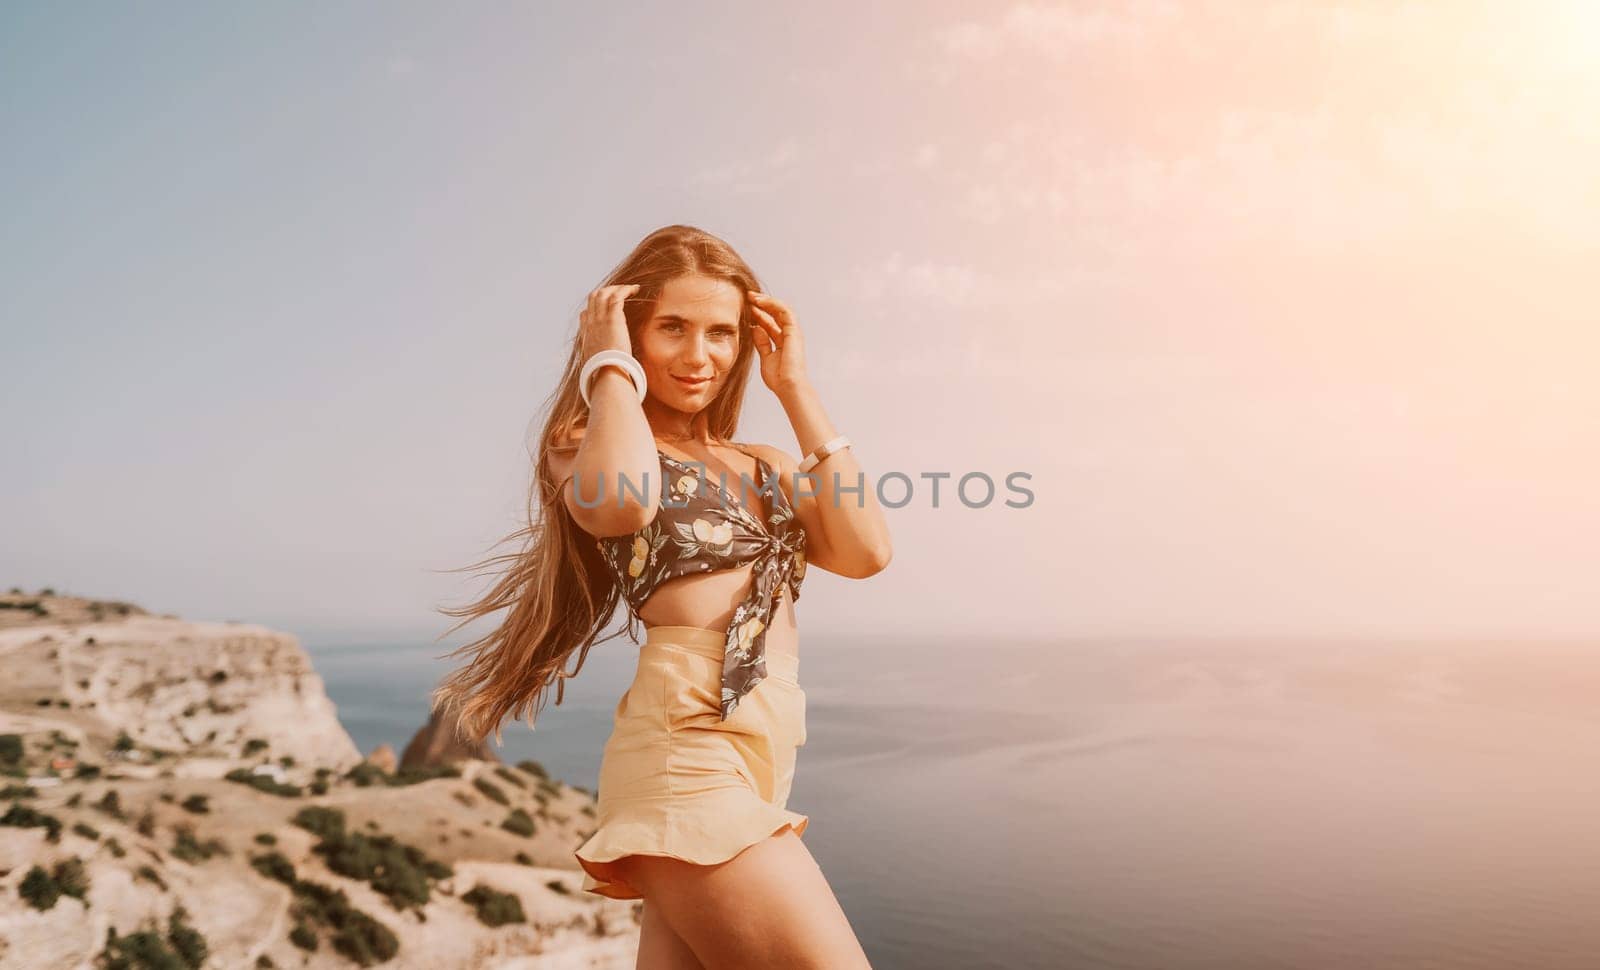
683;333;711;364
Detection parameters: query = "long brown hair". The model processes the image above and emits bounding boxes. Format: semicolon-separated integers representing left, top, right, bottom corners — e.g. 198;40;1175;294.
430;225;766;746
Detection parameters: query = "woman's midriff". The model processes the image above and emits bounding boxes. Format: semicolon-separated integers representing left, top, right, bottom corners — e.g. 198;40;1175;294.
637;561;799;660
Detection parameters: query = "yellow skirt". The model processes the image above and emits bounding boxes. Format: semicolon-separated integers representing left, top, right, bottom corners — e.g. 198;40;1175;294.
573;624;810;900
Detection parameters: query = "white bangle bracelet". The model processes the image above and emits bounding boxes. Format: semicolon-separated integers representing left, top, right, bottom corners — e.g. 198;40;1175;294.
579;350;647;407
798;435;851;473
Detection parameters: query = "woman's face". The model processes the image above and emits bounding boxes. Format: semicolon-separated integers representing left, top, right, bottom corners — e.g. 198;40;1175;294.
636;273;744;413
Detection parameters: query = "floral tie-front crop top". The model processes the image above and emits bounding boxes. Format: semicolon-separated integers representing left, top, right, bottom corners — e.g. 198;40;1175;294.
596;450;808;721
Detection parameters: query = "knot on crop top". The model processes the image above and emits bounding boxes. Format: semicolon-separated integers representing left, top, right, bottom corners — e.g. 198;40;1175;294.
595;451;808;721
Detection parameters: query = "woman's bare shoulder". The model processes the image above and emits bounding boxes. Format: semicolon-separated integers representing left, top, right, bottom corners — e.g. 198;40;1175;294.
734;441;800;479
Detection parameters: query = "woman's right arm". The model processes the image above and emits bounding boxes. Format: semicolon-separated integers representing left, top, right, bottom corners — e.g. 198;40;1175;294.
556;284;660;539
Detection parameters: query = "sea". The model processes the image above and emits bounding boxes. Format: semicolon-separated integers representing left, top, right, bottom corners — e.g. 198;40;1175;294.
306;631;1600;970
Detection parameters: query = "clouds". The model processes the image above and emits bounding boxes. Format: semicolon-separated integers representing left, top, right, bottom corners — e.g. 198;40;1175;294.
907;1;1600;256
932;0;1180;59
690;137;804;194
798;0;1600;470
715;1;1600;401
845;251;999;308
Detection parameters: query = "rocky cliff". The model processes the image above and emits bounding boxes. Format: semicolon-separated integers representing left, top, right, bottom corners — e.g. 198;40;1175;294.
0;592;636;969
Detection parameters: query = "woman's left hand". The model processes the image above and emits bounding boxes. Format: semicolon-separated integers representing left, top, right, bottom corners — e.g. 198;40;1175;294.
746;291;809;394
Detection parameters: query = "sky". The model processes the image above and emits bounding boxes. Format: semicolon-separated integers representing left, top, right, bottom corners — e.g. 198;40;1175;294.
3;1;1597;646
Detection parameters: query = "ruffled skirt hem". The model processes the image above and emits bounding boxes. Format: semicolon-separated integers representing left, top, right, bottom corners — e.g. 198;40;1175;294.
573;792;811;900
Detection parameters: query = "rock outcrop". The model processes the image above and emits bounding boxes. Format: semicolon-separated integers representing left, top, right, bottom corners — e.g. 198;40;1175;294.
401;705;501;771
366;743;398;774
0;592;635;969
0;608;364;776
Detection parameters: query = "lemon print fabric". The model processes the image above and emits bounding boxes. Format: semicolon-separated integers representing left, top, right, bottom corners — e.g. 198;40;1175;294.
627;536;650;578
593;449;810;720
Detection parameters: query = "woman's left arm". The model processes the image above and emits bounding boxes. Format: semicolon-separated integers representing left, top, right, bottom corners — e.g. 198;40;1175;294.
746;290;892;580
771;383;893;579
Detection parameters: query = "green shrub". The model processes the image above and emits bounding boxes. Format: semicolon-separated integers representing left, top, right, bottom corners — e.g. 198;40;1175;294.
317;831;446;909
545;879;570;895
394;763;459;785
54;856;90;900
97;906;208;970
290;808;452;912
500;808;535;838
254;832;277;845
94;788;125;819
289;920;318;951
2;801;62;842
292;805;346;840
493;766;526;789
97;928;175;969
331;911;400;965
0;784;38;799
19;865;60;910
134;864;168;891
473;778;509;806
291;880;399;965
171;825;227;864
345;762;388;787
461;884;526;927
514;759;548;780
223;767;302;798
167;906;208;968
250;851;297;887
341;762;458;789
73;820;101;840
242;738;268;756
180;794;209;814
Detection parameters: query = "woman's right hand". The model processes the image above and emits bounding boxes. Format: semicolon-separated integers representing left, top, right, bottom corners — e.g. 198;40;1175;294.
580;283;642;358
565;282;660;537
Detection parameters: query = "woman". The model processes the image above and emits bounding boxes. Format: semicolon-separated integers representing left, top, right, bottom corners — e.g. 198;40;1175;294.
433;224;891;969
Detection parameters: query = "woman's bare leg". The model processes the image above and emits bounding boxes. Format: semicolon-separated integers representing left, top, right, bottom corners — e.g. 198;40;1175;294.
620;826;872;970
636;897;705;970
